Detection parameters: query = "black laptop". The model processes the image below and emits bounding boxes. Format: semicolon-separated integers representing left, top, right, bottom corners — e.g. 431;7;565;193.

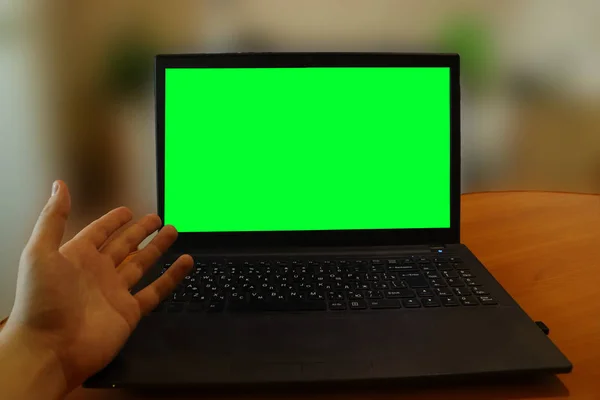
86;53;571;387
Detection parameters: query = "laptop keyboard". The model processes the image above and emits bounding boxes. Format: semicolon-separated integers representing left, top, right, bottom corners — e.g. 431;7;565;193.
155;255;498;313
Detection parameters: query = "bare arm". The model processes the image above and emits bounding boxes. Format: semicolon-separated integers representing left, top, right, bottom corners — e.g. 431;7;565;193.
0;327;67;399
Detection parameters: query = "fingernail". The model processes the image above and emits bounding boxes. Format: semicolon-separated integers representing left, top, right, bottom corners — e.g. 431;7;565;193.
52;181;59;196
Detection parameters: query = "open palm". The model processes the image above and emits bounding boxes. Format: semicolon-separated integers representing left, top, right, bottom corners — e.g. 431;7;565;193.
8;181;193;390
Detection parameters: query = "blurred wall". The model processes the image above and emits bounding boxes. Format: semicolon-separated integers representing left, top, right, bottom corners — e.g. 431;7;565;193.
0;1;52;317
1;0;599;316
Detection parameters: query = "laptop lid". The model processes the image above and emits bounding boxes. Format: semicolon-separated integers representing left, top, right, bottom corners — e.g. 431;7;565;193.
155;53;460;251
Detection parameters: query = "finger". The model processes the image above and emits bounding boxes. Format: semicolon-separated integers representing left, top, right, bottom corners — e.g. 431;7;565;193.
26;180;71;254
134;254;194;315
74;207;133;249
98;219;134;252
101;214;162;266
118;225;178;288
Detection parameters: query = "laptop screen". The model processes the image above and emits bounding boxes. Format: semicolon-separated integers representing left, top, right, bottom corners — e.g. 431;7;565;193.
164;67;450;233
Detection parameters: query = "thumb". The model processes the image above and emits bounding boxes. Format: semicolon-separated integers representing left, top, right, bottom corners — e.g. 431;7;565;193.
27;180;72;253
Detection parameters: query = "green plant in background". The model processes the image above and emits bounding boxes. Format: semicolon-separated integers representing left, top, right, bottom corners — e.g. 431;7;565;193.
103;33;158;100
437;15;494;91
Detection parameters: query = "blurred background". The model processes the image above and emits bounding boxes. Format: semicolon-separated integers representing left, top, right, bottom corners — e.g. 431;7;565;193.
1;0;599;316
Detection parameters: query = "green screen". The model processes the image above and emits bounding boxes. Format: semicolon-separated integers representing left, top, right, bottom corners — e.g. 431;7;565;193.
165;67;450;232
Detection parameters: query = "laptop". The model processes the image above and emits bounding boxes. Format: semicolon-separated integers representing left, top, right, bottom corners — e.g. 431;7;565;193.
86;53;571;387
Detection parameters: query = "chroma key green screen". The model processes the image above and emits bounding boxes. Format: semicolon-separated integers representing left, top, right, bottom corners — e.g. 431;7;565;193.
165;67;450;232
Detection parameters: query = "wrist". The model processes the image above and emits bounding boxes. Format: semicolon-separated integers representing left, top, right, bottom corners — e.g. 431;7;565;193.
0;325;68;400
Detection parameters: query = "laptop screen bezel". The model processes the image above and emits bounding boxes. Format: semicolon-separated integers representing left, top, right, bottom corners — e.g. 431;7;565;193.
156;53;460;251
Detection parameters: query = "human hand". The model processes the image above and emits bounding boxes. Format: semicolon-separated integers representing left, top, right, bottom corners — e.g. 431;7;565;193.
1;180;193;397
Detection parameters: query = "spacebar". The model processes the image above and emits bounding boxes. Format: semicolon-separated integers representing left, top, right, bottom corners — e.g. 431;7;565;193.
287;301;327;311
231;301;327;312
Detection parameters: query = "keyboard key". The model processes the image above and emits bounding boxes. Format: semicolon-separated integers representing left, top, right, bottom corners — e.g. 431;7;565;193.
464;278;481;286
404;276;429;288
457;270;474;278
370;265;385;273
229;301;252;313
436;288;453;297
429;279;447;288
449;257;462;263
399;272;421;278
290;301;327;311
458;296;479;306
422;298;440;307
479;296;498;305
251;301;281;312
172;292;189;303
425;272;441;279
389;265;419;272
402;299;421;308
329;301;347;310
453;287;471;296
417;288;435;297
435;263;453;271
354;262;367;272
167;303;184;313
348;291;365;300
471;287;489;296
373;282;390;290
391;280;408;289
440;296;459;307
369;299;402;309
442;270;459;279
446;278;465;287
185;285;199;293
349;300;368;310
191;293;208;302
366;273;380;281
308;291;325;301
207;301;225;313
386;289;415;298
336;283;354;291
345;273;359;281
327;291;345;301
367;290;383;299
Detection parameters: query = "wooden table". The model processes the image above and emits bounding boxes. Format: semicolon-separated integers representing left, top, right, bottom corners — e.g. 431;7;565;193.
61;192;600;399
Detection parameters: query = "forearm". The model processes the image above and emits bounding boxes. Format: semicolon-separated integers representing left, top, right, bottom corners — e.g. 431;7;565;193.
0;326;67;400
